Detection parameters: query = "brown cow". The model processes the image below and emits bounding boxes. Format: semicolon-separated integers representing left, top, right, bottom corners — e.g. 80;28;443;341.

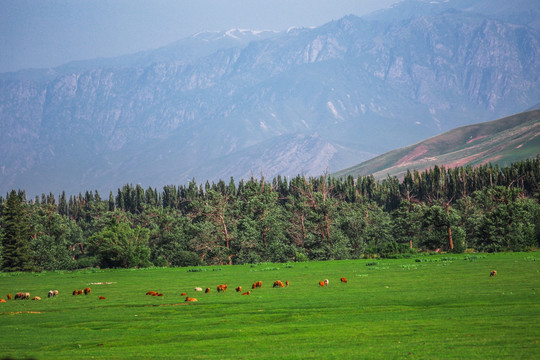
241;291;251;295
32;296;41;301
0;299;6;303
181;292;187;296
48;290;59;298
319;281;325;287
341;277;348;283
146;291;157;296
490;270;497;277
84;287;91;295
7;293;11;300
98;296;106;300
15;292;29;300
78;290;84;295
252;281;263;289
185;297;198;302
273;280;284;288
217;284;228;292
286;281;289;287
73;290;78;296
235;286;242;292
205;288;211;293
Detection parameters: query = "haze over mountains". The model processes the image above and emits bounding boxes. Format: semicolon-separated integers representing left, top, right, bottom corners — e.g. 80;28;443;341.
1;0;539;196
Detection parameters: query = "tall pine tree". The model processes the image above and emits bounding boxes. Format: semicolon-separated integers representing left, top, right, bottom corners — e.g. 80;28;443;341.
2;190;33;271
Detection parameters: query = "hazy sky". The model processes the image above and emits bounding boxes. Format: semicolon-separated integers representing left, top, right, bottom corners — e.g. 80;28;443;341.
0;0;400;73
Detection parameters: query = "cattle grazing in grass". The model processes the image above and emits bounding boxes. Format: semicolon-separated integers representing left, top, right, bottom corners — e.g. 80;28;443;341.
185;297;198;302
7;293;11;300
32;296;41;301
48;290;59;298
273;280;284;288
84;287;91;295
78;290;84;295
252;281;262;289
286;281;289;287
205;288;210;293
340;277;348;283
324;279;329;287
194;287;203;292
0;299;5;303
217;284;228;292
490;270;497;277
15;292;30;300
146;291;157;296
241;291;251;295
157;293;164;296
98;296;106;300
319;281;325;287
181;292;187;296
235;286;242;292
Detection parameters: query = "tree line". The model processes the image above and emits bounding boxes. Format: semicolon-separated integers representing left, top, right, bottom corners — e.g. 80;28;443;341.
1;157;539;271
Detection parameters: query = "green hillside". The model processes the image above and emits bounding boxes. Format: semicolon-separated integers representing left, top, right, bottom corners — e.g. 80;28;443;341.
334;109;540;180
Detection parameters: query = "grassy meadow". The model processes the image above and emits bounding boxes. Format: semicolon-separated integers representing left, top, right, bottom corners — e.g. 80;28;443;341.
0;252;539;359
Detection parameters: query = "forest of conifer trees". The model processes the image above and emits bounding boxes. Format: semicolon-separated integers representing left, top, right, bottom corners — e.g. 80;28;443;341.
1;157;539;271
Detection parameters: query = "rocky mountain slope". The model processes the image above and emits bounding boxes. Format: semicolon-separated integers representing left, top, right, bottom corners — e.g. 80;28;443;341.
1;0;539;196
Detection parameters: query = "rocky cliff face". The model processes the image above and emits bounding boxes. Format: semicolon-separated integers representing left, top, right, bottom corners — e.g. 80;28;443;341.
1;2;539;196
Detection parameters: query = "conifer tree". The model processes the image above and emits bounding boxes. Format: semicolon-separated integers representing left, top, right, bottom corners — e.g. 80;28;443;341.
2;190;33;271
58;191;68;216
109;191;115;212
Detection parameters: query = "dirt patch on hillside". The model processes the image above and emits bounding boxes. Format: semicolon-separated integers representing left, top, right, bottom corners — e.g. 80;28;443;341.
396;145;428;167
443;151;489;168
476;155;503;166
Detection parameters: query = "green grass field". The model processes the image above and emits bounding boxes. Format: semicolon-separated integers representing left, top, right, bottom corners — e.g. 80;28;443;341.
1;253;539;359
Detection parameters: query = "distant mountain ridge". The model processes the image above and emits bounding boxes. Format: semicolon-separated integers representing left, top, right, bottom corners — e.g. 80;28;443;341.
1;0;539;196
333;108;540;180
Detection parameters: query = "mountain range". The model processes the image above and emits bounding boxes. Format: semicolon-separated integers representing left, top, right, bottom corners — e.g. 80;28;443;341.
1;0;539;196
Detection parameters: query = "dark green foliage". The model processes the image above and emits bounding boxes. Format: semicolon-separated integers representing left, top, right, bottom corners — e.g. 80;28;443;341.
88;218;151;268
1;190;34;271
28;204;80;270
0;157;539;270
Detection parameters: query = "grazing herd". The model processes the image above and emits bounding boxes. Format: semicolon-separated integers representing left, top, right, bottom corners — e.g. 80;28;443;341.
72;287;92;296
164;276;349;303
0;287;108;303
0;270;499;305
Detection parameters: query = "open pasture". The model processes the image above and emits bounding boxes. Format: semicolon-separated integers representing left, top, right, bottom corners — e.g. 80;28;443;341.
0;253;539;359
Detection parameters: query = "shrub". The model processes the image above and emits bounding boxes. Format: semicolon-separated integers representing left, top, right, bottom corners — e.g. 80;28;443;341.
295;252;309;262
